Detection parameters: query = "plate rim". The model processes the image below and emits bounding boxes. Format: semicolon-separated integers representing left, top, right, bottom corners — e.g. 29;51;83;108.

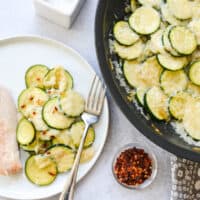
0;35;110;200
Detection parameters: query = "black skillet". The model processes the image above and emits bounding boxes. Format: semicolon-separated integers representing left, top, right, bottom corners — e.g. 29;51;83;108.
95;0;200;161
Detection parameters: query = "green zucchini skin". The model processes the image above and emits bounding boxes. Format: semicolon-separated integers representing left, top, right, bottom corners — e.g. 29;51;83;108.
25;155;57;186
45;144;75;173
16;118;36;146
189;61;200;86
25;64;49;89
169;26;197;56
42;97;75;130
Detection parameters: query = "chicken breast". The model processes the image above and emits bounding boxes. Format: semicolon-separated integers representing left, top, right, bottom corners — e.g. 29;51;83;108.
0;87;22;175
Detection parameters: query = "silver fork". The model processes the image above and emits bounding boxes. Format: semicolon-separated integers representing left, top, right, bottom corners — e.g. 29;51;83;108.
59;75;106;200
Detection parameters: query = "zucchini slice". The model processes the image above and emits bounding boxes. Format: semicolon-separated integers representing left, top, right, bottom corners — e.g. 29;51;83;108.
169;26;197;55
28;107;49;131
70;121;95;148
161;4;188;26
145;86;169;121
42;97;75;130
138;0;162;8
130;0;137;12
188;20;200;45
18;87;49;117
157;53;188;71
21;134;52;154
183;98;200;140
113;40;144;60
162;26;180;57
129;6;160;35
150;30;165;54
160;70;188;96
169;92;191;120
52;129;74;148
25;155;57;186
167;0;192;20
113;21;139;46
80;147;95;164
46;145;75;173
17;118;35;145
43;67;73;94
123;60;143;88
140;56;163;87
187;82;200;97
38;129;60;141
60;90;85;117
136;88;146;106
189;61;200;86
25;65;49;88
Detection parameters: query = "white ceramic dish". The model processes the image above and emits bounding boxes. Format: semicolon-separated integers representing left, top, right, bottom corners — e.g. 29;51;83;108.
0;36;109;200
33;0;86;28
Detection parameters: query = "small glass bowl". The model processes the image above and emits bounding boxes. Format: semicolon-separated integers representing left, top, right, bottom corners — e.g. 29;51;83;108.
112;143;158;189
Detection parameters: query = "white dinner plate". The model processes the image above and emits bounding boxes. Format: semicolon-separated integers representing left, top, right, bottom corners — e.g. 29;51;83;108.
0;36;109;200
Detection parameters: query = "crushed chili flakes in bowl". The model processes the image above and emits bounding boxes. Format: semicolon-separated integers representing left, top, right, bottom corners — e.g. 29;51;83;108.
112;143;157;189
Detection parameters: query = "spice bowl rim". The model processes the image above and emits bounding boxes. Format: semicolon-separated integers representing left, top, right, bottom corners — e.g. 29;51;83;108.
112;142;158;190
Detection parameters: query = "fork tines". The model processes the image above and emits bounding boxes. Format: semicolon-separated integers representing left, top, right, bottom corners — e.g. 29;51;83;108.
86;75;106;115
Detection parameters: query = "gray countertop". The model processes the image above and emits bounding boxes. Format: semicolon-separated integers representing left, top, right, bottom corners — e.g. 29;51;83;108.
0;0;171;199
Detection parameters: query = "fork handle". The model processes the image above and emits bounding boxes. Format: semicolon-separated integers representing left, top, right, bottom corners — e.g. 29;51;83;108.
59;123;90;200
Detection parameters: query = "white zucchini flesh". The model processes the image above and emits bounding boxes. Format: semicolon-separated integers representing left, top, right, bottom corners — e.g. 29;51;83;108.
123;60;144;88
145;86;169;121
188;20;200;45
80;147;95;164
29;106;49;131
139;56;163;87
167;0;193;20
157;53;188;71
136;88;146;105
113;40;144;60
129;6;160;35
42;97;75;130
149;30;165;54
162;26;180;56
60;90;85;117
138;0;162;8
38;129;60;141
18;87;49;118
70;121;95;148
169;26;197;55
17;118;35;145
161;4;188;26
46;145;75;173
169;92;192;120
160;70;188;96
189;61;200;86
183;98;200;140
25;155;57;186
113;21;139;46
187;82;200;97
52;130;74;148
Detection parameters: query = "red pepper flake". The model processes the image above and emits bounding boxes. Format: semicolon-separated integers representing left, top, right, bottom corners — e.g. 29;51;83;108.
114;147;152;186
21;104;26;109
29;96;34;101
32;111;36;115
53;106;58;113
36;77;41;81
42;131;47;135
46;151;51;155
48;171;56;176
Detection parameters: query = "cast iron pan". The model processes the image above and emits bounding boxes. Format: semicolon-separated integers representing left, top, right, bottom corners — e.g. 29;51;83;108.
95;0;200;161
